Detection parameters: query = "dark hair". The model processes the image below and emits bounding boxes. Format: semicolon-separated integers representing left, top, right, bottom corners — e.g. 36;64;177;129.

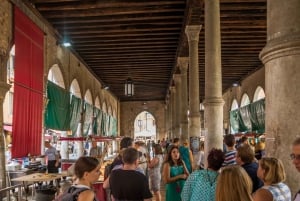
224;134;235;147
173;138;180;144
153;144;163;155
122;148;139;164
237;144;254;163
74;156;99;179
166;146;184;166
207;148;225;171
240;136;248;143
120;137;133;149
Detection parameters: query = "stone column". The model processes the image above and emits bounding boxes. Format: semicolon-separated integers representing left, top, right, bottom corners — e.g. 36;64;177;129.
204;0;224;155
0;0;12;190
259;0;300;194
165;99;171;139
185;25;202;152
178;57;189;142
0;82;10;189
169;86;176;139
173;74;182;138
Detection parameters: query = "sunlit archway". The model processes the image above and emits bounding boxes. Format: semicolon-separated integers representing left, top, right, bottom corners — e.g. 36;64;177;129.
134;111;156;142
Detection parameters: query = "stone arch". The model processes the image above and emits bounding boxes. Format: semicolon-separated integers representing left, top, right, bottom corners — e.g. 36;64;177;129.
107;105;112;116
134;111;157;141
70;79;81;98
241;93;250;107
112;109;117;118
102;101;107;113
95;96;101;109
47;64;65;88
7;45;15;84
253;86;265;102
231;99;239;110
84;89;93;105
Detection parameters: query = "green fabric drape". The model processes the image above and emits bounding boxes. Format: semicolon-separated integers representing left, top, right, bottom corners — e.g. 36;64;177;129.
93;108;103;135
101;113;107;136
83;102;93;136
45;81;71;130
229;98;265;134
249;99;265;133
111;117;117;136
239;105;252;132
106;114;110;136
230;109;240;133
70;95;82;136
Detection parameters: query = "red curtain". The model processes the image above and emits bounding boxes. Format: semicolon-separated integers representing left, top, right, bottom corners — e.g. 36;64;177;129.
12;7;44;158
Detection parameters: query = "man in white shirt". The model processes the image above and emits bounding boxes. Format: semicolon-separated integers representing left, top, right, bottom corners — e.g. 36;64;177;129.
291;137;300;201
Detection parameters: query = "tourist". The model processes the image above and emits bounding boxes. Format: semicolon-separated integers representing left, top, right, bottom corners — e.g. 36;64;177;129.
181;148;225;201
222;134;237;166
216;165;253;201
291;137;300;200
109;148;152;201
236;144;263;193
162;146;189;201
253;157;291;201
148;144;164;201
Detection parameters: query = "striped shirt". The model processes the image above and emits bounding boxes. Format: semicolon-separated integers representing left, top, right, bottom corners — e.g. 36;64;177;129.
222;150;237;167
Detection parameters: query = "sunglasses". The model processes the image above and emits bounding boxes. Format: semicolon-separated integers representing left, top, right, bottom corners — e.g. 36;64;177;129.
290;153;300;160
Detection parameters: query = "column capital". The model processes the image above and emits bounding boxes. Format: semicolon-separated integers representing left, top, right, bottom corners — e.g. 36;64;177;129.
177;57;189;72
0;81;11;100
173;73;181;84
169;86;176;93
185;25;202;42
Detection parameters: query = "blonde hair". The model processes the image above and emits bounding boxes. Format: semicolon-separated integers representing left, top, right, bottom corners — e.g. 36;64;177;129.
216;166;253;201
259;157;286;184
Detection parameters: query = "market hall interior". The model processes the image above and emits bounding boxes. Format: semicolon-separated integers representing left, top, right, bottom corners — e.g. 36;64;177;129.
1;0;300;199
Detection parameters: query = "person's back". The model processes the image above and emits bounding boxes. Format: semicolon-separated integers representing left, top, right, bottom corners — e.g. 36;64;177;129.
179;143;193;173
262;183;291;201
222;134;237;167
110;169;150;200
109;148;152;201
236;144;263;193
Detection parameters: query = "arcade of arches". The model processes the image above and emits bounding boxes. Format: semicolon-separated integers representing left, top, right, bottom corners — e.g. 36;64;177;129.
1;0;300;195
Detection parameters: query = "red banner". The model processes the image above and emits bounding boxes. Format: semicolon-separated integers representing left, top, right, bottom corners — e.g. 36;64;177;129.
12;6;44;158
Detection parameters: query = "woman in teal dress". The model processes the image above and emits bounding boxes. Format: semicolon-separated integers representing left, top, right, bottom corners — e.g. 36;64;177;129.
163;146;189;201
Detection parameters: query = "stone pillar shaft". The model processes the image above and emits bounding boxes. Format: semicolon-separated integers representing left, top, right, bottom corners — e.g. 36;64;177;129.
185;25;202;139
178;57;189;142
204;0;224;155
173;74;182;138
0;0;12;189
260;0;300;194
170;86;176;139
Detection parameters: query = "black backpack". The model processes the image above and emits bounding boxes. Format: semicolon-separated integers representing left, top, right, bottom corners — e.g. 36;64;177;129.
55;186;89;201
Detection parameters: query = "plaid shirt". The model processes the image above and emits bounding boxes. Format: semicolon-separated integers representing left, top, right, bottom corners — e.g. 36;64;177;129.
262;182;291;201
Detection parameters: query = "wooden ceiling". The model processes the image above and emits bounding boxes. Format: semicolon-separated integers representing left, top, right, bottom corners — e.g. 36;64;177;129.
27;0;266;102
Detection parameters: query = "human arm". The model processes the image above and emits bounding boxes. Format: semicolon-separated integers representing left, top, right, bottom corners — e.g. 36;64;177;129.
162;163;188;184
188;150;194;170
252;188;273;201
103;176;110;189
147;156;158;168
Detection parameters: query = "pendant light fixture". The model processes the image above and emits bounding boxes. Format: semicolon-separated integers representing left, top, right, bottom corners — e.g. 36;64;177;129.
125;77;134;96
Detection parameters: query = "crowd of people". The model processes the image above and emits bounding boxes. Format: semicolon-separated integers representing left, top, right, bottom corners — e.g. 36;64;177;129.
50;135;300;201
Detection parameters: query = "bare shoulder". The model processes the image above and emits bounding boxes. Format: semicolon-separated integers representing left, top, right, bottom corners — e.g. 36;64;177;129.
77;189;95;201
253;188;273;201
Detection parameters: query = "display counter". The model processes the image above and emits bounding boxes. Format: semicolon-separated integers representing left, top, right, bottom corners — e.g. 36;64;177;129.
8;168;36;186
